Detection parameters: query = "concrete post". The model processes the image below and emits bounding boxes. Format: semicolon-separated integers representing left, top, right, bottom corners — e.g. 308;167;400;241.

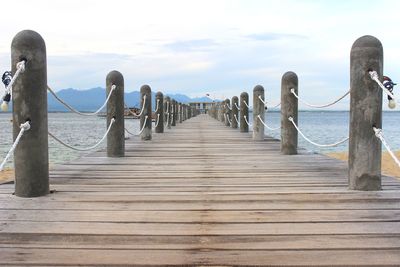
140;85;152;140
106;70;124;157
240;92;249;132
231;96;239;129
171;99;177;126
349;35;383;191
224;98;231;127
253;85;265;140
281;72;298;155
165;96;171;129
12;30;49;197
155;92;164;133
179;103;183;123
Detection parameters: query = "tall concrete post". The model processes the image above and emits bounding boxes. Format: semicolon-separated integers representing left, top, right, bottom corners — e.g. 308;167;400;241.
253;85;265;141
106;70;124;157
179;103;183;123
171;99;177;126
231;96;239;129
155;92;164;133
349;35;383;191
240;92;249;133
281;71;298;155
224;98;231;127
140;85;152;141
12;30;49;197
165;96;171;129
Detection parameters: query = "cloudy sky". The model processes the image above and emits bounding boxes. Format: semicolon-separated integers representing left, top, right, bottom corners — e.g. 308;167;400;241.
0;0;399;109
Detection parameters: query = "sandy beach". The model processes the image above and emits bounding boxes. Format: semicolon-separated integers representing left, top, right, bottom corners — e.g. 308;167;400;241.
326;151;400;178
0;168;14;183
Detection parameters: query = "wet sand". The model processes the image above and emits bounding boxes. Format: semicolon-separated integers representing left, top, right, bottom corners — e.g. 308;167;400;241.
326;151;400;178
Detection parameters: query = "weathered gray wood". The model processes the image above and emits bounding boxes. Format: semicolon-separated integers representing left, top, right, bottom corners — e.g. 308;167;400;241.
12;30;49;197
155;92;164;133
224;98;231;127
231;96;239;128
106;70;124;157
252;85;264;140
281;71;298;155
140;85;152;140
171;99;177;126
349;35;383;190
240;92;249;132
1;114;400;266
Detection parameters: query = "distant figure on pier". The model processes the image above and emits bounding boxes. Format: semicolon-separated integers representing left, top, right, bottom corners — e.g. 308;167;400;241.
383;76;396;109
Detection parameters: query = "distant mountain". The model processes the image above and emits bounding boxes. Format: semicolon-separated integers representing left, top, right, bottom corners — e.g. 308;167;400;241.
47;87;215;111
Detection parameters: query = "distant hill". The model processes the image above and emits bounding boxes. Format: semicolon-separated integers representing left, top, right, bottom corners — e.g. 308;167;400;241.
47;87;216;111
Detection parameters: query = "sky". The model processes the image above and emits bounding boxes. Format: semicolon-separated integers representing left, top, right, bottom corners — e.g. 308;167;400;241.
0;0;399;109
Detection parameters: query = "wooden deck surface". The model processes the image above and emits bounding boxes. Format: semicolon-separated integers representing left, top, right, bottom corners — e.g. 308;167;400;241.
1;114;400;266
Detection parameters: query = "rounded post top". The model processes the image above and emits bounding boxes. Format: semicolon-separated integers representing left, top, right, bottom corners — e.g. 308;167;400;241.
156;91;163;97
165;96;170;101
225;98;230;103
240;92;249;98
232;96;238;101
253;85;264;93
282;71;298;82
12;30;46;51
351;35;383;51
140;84;151;93
106;70;124;84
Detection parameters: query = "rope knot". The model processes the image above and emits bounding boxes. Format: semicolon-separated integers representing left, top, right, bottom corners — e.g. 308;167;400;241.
20;121;31;131
369;70;379;80
372;127;382;138
16;61;26;73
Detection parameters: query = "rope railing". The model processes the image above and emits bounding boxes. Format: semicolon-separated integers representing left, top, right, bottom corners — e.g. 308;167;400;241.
154;114;160;127
258;95;267;106
125;95;147;117
48;118;115;151
257;115;280;131
288;117;348;147
369;71;396;101
0;121;31;171
290;88;350;108
243;100;250;108
155;99;160;112
234;102;240;110
269;102;281;109
233;114;239;124
1;60;26;111
125;115;148;136
48;85;116;116
373;127;400;169
225;113;232;125
226;103;232;110
244;115;252;127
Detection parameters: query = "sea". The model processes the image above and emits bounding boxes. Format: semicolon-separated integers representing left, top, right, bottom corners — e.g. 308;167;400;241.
0;111;399;169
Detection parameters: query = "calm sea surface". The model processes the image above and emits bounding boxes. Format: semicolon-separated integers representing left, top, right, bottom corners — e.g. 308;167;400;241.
0;111;399;168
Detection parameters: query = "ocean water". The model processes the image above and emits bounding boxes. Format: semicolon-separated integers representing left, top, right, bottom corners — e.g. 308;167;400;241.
0;111;399;169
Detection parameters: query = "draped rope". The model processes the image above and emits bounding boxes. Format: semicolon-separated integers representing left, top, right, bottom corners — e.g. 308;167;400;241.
257;115;280;131
49;118;115;151
369;71;396;100
290;88;350;108
125;116;149;136
373;127;400;169
124;95;147;117
48;85;116;116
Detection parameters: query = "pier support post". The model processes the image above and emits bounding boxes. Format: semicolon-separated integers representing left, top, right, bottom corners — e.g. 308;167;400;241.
155;92;164;133
179;103;183;123
231;96;239;129
224;98;231;127
349;35;383;191
12;30;49;197
106;70;124;157
171;100;177;126
240;92;249;133
188;106;192;119
140;85;152;140
281;71;298;155
253;85;265;141
165;96;171;129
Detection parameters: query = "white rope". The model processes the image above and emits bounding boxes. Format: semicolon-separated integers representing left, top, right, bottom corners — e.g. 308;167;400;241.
243;100;250;108
234;102;240;110
288;117;348;147
48;85;116;116
0;121;30;171
244;115;252;127
258;95;266;106
257;115;280;131
369;71;396;101
225;113;232;125
155;99;160;112
226;103;232;110
125;116;149;136
373;127;400;169
270;102;281;109
125;95;147;117
290;88;350;108
154;114;160;127
49;118;115;151
233;114;239;124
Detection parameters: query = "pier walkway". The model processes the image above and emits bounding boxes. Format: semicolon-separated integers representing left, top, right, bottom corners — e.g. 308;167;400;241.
1;114;400;266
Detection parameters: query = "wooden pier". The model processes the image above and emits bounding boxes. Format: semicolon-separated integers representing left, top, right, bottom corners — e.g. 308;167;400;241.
1;114;400;266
